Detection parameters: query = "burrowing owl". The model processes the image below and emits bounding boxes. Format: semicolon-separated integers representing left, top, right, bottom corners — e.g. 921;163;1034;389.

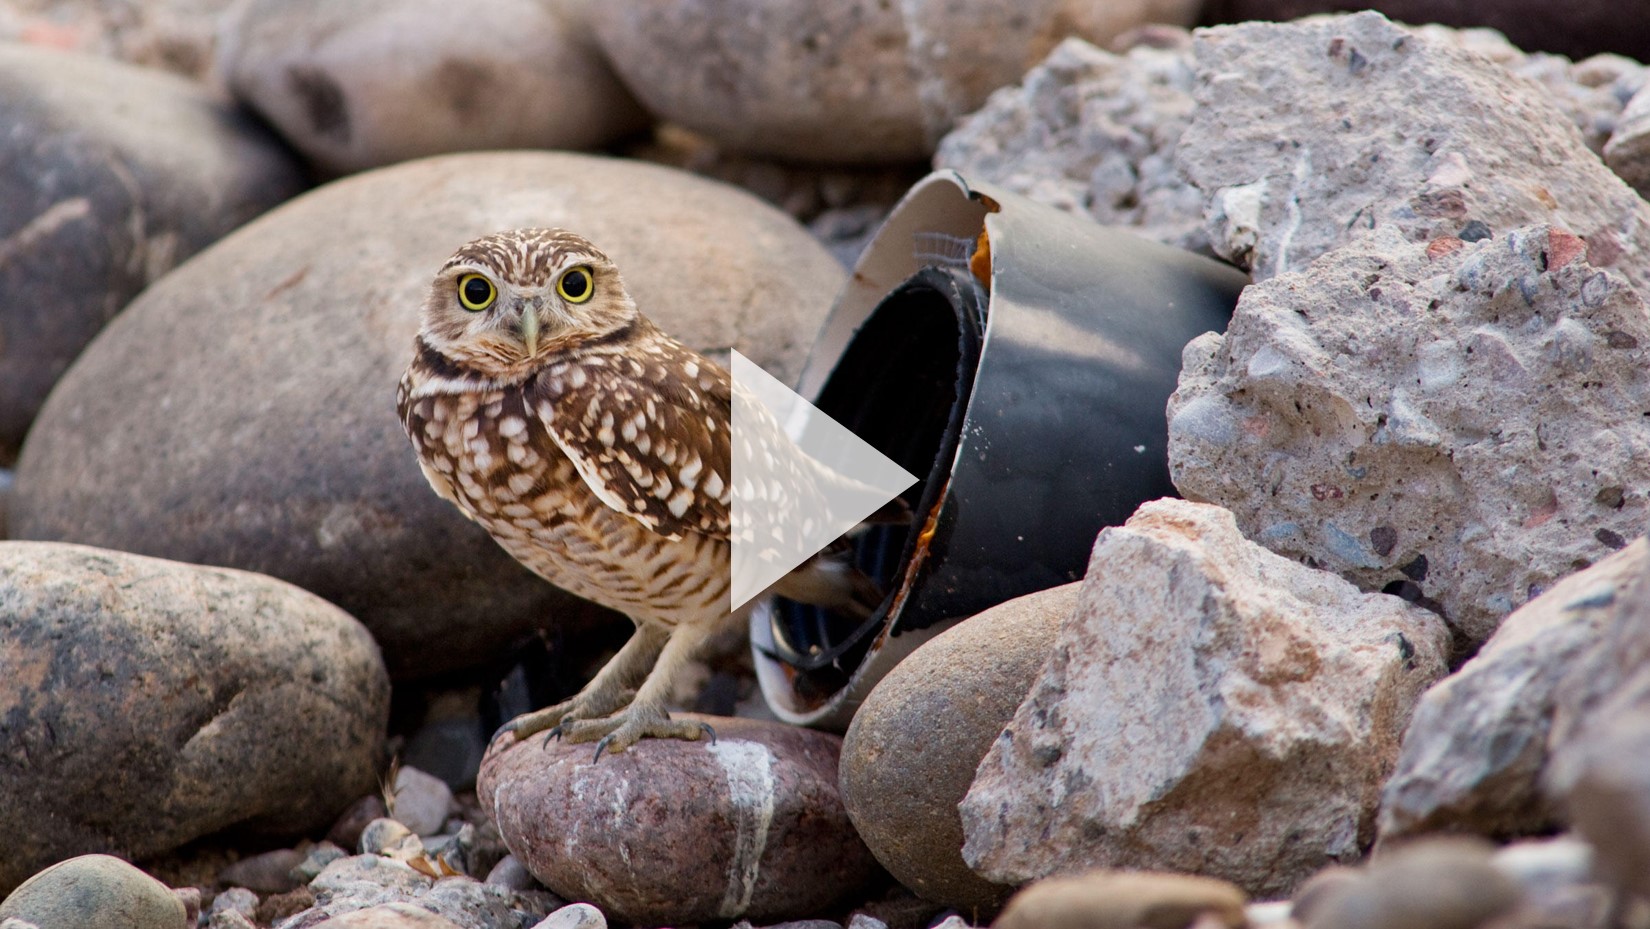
397;228;885;757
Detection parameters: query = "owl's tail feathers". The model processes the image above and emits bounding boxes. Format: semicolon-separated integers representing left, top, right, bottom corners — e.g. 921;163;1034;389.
772;542;887;621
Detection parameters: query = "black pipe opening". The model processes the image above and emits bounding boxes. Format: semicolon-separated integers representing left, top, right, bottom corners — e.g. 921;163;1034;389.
764;267;985;706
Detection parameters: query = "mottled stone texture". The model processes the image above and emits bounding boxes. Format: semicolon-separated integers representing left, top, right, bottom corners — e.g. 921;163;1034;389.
11;152;843;680
1200;0;1650;65
1380;539;1648;841
1177;12;1650;293
1169;223;1650;650
960;500;1448;898
480;715;880;927
0;44;304;461
935;16;1646;261
0;855;188;929
0;542;388;894
935;34;1208;254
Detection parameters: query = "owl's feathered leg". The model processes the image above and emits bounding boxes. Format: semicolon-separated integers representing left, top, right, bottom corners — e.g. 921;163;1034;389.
555;617;720;760
496;621;669;744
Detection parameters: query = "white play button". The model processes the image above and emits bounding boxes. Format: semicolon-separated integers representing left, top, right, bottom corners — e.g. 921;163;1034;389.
728;350;918;610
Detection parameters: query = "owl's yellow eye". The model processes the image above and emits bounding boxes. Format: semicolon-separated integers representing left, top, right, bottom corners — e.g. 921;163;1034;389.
557;266;594;304
458;273;496;311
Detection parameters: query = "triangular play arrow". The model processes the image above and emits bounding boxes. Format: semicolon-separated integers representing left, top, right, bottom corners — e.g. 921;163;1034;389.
729;350;918;610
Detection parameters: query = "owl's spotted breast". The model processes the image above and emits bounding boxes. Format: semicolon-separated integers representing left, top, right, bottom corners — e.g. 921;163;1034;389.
397;342;731;624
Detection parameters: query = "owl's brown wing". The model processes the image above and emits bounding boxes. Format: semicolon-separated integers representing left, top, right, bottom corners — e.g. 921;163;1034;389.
527;341;732;541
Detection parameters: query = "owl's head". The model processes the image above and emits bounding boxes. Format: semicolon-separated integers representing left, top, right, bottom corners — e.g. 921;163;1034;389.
419;228;639;368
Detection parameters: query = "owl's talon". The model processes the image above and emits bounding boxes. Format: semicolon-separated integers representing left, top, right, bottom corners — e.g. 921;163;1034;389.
700;721;717;745
488;721;515;747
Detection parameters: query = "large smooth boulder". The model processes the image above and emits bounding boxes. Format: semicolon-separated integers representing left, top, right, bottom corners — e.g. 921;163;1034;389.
0;542;388;893
0;43;305;462
11;151;844;680
960;500;1450;899
840;584;1080;913
480;714;881;926
589;0;1201;164
221;0;647;176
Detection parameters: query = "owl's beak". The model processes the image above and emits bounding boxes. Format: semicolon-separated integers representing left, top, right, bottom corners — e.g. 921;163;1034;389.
520;308;540;356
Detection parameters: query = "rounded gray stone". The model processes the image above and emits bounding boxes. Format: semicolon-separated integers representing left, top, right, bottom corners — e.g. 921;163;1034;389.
840;584;1079;912
310;904;464;929
389;766;454;837
11;151;844;680
994;869;1247;929
0;44;305;461
0;542;389;893
590;0;1199;164
531;902;606;929
1299;837;1521;929
0;855;187;929
223;0;648;176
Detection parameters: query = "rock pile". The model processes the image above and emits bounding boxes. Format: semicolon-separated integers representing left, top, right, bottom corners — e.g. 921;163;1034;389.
2;2;1649;928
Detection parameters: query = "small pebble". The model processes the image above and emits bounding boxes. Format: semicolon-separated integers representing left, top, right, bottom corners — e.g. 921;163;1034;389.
209;888;259;921
360;817;420;857
993;869;1246;929
1242;900;1296;926
391;766;456;837
847;916;891;929
208;911;257;929
308;903;463;928
328;794;391;850
421;876;521;928
172;887;201;926
1290;866;1362;923
484;855;540;892
424;824;476;876
533;902;608;929
851;890;945;929
0;919;40;929
293;842;351;883
1299;836;1521;929
1492;835;1595;886
219;848;307;894
929;917;974;929
255;887;316;926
